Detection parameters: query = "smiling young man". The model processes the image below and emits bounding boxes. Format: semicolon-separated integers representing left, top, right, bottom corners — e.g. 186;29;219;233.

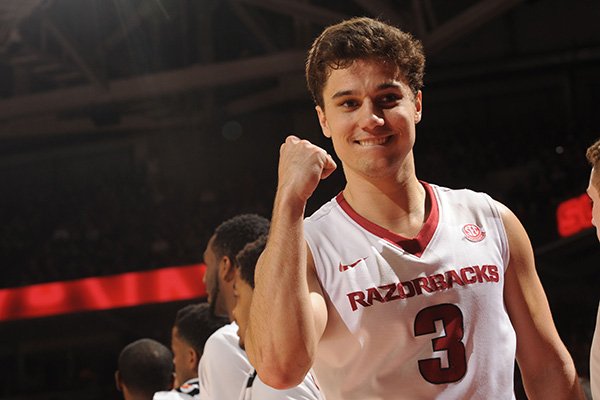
245;17;584;399
586;138;600;400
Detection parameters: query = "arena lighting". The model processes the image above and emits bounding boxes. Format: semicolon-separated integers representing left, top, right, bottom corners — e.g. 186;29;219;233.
0;264;206;321
556;193;593;237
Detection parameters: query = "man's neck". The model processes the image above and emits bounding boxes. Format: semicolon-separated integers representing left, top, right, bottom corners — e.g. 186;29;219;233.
342;173;428;239
224;285;236;322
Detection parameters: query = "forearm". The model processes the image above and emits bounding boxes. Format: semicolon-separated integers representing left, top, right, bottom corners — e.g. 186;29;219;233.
246;189;318;388
520;349;584;400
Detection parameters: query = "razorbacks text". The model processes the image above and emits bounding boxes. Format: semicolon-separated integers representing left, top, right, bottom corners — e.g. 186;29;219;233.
347;265;499;311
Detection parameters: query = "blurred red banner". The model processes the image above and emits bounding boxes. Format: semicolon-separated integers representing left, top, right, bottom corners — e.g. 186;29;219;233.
0;264;206;321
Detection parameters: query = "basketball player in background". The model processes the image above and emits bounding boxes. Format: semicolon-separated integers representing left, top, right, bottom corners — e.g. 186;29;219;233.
154;303;228;399
116;338;174;400
232;234;322;399
245;17;584;399
586;138;600;400
197;214;269;400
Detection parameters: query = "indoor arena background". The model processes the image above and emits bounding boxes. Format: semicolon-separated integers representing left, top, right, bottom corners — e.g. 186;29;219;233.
0;0;599;399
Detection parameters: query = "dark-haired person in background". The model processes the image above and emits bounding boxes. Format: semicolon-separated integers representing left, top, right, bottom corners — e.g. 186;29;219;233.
197;214;270;400
232;235;322;399
115;338;174;400
154;303;228;399
585;138;600;400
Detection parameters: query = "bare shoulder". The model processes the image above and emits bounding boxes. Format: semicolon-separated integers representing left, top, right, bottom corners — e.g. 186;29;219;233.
494;201;572;358
494;199;548;343
493;199;534;268
494;200;527;240
493;202;584;398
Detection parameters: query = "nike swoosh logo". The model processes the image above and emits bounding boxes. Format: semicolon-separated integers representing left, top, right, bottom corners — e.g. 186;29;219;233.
339;257;368;272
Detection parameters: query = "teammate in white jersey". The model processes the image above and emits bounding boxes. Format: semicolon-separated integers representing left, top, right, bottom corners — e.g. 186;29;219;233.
198;214;269;400
154;303;228;400
199;323;253;400
586;138;600;400
245;16;585;399
233;235;322;400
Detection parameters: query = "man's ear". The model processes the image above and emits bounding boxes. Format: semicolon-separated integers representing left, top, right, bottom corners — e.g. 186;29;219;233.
189;347;201;370
316;105;331;138
414;90;423;124
220;256;236;283
169;371;175;390
115;370;123;392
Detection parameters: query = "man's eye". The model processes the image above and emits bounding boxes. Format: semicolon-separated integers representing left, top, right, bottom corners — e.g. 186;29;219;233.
378;94;400;105
341;99;358;108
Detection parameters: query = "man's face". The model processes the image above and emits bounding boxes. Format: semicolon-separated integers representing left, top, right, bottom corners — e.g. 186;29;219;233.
171;327;194;386
231;269;254;349
587;169;600;241
315;59;422;181
202;236;227;316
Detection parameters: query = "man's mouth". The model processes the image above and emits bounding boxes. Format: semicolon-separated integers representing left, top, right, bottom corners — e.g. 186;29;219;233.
356;136;390;146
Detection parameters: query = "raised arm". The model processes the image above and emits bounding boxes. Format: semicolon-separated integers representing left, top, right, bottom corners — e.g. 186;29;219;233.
498;201;585;400
245;136;335;389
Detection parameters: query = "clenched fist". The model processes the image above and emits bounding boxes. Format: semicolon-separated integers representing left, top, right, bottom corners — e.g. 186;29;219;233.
277;135;337;204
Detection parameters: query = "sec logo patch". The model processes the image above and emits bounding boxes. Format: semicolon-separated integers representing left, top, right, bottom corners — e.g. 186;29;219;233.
462;224;486;242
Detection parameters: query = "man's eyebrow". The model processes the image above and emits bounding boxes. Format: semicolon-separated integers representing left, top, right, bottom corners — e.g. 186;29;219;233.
377;82;402;90
331;90;354;100
330;82;402;99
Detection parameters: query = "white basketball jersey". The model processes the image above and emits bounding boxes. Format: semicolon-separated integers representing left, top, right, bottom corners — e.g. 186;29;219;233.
304;182;517;400
591;303;600;400
238;370;323;400
199;323;253;400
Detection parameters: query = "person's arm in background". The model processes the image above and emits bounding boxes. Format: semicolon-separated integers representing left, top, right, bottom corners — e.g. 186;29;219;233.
499;202;585;400
244;136;335;389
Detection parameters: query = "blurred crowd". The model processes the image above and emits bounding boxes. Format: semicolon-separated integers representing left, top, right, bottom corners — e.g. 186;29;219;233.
417;129;593;245
0;165;272;289
0;130;595;289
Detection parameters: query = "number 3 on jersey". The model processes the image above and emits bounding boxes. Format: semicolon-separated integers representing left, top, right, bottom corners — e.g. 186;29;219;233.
414;303;467;384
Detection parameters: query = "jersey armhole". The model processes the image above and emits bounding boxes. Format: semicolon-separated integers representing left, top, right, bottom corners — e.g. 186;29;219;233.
482;193;511;270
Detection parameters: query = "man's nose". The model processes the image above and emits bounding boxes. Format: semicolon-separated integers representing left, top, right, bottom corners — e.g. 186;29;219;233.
358;100;384;130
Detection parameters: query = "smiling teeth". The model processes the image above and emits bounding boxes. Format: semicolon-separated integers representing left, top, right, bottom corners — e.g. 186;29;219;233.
358;137;388;146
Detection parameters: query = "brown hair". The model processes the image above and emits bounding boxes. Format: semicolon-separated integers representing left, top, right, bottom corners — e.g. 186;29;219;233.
236;234;267;289
305;17;425;108
586;138;600;187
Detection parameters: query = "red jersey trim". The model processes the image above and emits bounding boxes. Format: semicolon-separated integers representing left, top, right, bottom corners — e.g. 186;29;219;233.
335;182;439;257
